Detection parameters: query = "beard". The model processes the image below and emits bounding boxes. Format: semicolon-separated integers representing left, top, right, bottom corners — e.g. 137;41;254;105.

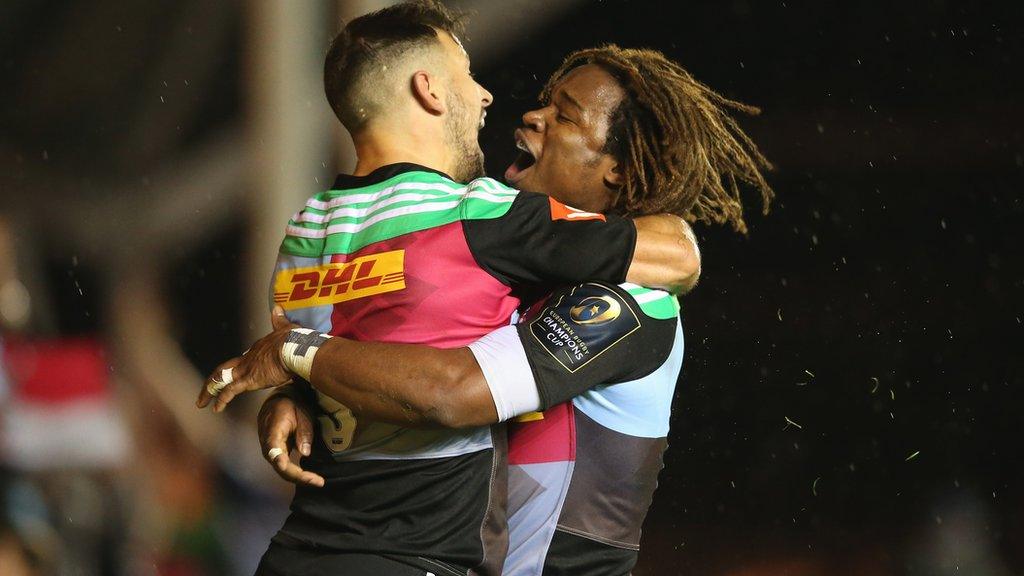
443;91;486;182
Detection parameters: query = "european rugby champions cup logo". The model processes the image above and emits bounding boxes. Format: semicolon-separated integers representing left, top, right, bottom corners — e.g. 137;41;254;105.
569;295;621;325
530;285;640;373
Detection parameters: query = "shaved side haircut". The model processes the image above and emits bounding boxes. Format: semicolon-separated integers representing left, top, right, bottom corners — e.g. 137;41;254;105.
324;0;466;131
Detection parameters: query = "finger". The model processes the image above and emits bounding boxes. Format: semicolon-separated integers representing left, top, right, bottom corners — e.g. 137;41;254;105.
259;397;300;465
198;358;242;408
263;428;324;487
213;376;246;413
273;455;326;488
215;370;291;414
212;363;253;413
295;405;315;457
271;305;290;330
265;443;287;471
262;412;295;461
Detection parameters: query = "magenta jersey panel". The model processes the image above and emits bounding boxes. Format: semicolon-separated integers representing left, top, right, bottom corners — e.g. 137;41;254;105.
327;221;520;348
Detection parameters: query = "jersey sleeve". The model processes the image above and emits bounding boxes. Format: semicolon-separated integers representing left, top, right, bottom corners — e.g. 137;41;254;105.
468;282;678;420
461;184;637;289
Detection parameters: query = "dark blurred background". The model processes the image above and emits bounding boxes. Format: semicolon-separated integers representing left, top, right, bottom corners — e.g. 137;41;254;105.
1;1;1021;575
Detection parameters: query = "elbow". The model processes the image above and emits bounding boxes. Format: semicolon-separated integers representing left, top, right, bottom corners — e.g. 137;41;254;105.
668;242;701;295
673;222;702;294
425;406;485;431
675;253;701;295
420;364;491;429
429;412;479;430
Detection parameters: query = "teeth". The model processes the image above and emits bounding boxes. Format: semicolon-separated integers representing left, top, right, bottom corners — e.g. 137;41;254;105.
516;140;529;153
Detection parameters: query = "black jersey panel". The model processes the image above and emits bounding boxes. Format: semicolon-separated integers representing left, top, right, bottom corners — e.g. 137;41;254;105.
557;410;668;549
541;529;637;576
273;448;499;573
462;192;636;289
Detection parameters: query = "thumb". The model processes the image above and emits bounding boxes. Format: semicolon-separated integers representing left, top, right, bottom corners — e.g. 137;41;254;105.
271;305;290;330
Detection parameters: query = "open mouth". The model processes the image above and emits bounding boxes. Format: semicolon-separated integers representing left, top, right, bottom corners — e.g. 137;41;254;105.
504;130;536;184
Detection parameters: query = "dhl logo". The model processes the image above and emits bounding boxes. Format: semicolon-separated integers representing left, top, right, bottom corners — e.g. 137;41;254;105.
273;250;405;310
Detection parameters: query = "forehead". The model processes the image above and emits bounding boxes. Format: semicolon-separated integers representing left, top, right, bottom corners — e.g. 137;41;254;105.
550;64;625;117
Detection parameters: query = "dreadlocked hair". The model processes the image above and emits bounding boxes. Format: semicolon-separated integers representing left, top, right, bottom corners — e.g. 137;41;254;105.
542;45;774;233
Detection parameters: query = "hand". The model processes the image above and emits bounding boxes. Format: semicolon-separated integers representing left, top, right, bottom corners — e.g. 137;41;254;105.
258;392;325;487
196;306;298;413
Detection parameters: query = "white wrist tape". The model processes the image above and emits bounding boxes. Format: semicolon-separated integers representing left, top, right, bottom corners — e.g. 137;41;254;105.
281;328;333;381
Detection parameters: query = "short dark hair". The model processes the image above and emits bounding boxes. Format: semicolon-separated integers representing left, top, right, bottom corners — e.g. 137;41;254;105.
543;46;774;233
324;0;466;130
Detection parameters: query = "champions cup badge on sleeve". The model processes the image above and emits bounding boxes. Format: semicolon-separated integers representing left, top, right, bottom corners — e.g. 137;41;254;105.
569;295;621;325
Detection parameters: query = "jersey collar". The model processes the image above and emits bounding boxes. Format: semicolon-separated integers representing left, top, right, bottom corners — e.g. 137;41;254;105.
332;163;455;189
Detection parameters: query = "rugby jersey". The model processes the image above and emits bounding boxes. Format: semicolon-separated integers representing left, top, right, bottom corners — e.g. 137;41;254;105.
267;163;639;575
500;282;683;576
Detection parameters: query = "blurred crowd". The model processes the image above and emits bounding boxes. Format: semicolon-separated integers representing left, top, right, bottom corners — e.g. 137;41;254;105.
0;216;291;576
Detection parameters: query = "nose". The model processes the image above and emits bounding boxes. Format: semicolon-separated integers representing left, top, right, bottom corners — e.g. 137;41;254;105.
522;108;545;133
479;83;493;108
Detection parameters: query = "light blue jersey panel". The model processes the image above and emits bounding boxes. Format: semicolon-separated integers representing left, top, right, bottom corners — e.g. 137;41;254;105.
572;319;683;438
269;254;335;333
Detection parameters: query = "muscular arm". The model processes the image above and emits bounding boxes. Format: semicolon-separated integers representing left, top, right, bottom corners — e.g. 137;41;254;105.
303;282;675;428
200;285;676;431
462;188;701;295
306;339;496;429
197;317;496;427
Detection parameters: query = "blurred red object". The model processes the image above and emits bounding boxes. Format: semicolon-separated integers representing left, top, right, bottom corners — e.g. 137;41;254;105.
1;337;127;470
2;338;110;404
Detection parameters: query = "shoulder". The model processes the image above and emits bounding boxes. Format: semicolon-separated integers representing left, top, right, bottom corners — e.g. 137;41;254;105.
466;176;519;195
526;282;678;329
280;171;473;255
458;177;520;220
522;282;676;372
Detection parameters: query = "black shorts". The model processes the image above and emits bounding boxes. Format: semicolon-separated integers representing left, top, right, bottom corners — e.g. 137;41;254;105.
255;541;464;576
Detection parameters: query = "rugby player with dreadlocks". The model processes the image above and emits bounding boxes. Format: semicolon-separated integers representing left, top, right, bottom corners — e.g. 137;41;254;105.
205;35;773;575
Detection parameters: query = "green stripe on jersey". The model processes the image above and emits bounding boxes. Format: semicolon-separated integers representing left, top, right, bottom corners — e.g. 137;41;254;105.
623;284;653;297
620;283;680;320
280;172;518;257
637;292;680;319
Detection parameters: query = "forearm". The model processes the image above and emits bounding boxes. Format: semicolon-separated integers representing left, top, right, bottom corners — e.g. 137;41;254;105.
628;215;701;294
306;338;498;428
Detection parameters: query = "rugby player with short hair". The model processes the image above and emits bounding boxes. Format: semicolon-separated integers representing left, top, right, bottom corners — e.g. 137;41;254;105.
197;2;708;575
202;25;773;576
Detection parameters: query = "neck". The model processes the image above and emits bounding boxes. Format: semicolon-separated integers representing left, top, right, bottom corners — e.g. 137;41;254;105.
351;124;451;178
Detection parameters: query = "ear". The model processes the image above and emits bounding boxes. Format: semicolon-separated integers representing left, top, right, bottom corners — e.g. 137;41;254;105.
411;70;445;116
602;158;624;189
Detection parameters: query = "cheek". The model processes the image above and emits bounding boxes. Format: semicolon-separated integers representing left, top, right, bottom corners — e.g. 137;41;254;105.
548;141;602;182
544;135;589;169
